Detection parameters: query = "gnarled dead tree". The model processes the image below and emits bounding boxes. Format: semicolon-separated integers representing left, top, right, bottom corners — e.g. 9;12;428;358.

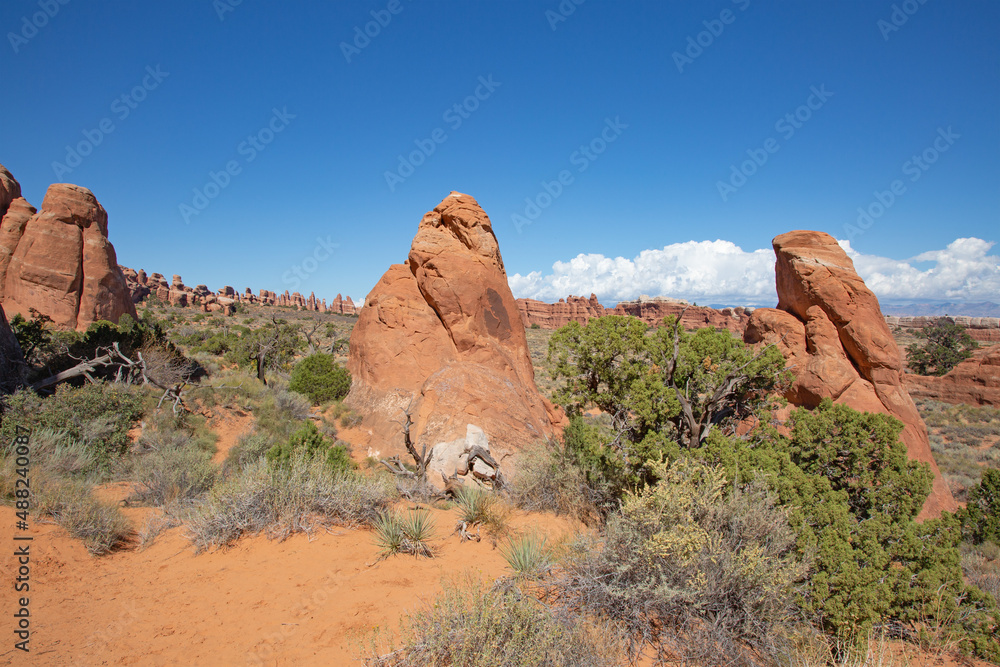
379;401;446;501
30;342;190;414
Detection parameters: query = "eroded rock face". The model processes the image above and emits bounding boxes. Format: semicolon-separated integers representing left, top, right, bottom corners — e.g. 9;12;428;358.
0;169;136;330
905;347;1000;407
347;192;561;479
744;230;956;519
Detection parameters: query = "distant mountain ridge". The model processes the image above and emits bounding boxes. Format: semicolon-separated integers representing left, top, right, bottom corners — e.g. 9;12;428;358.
880;301;1000;318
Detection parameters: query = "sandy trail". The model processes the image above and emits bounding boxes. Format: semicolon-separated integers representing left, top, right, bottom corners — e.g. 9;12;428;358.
0;503;577;666
208;409;256;464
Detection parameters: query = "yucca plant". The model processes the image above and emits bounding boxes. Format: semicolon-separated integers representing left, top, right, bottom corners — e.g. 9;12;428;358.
400;510;435;558
454;485;494;525
500;533;550;579
374;511;405;557
375;509;436;559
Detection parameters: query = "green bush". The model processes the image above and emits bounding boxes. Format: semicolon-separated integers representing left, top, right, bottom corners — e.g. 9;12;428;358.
1;383;144;465
266;420;354;473
693;401;999;659
547;316;786;485
288;353;351;404
962;469;1000;546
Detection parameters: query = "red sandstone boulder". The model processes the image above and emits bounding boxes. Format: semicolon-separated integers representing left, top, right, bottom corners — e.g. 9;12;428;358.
347;192;561;477
745;230;956;519
905;347;1000;407
1;173;136;330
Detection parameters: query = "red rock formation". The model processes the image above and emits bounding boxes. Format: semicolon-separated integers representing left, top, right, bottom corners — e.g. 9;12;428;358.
517;294;605;328
347;192;561;470
744;230;956;519
330;293;358;315
905;347;1000;407
611;298;750;334
0;167;136;330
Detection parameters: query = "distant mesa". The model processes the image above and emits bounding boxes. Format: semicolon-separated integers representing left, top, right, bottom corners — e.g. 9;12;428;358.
347;192;562;483
887;314;1000;343
516;293;752;334
0;164;136;330
120;267;358;316
743;230;957;519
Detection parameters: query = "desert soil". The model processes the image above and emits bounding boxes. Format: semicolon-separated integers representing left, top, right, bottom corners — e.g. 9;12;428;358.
0;497;579;666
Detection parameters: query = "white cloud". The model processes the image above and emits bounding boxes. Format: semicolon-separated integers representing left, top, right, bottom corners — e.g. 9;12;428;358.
509;237;1000;305
841;237;1000;302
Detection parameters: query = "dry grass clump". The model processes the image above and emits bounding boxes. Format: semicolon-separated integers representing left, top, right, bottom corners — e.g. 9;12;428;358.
451;484;513;545
186;455;395;551
366;577;623;667
222;431;275;473
32;476;132;555
128;420;217;506
504;441;601;524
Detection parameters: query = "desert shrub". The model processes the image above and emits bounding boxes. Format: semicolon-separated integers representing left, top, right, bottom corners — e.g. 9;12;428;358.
266;420;354;473
907;319;978;376
223;431;275;473
339;410;363;429
186;455;394;551
454;484;496;525
961;469;1000;545
223;319;302;383
130;437;216;506
288;353;351;404
9;308;52;363
557;458;804;665
13;428;98;478
32;476;132;555
505;439;604;523
273;388;312;420
0;383;143;466
367;578;623;667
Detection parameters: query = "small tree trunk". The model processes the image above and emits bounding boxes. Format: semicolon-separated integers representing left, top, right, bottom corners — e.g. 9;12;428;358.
256;352;267;385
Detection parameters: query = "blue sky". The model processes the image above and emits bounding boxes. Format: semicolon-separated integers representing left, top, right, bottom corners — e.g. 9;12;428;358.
1;1;998;307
